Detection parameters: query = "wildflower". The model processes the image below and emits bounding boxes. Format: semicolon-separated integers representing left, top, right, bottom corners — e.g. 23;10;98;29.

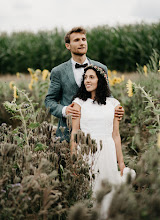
13;86;18;100
108;69;111;77
32;74;38;82
28;83;33;91
28;68;34;77
126;79;133;97
158;61;160;72
157;133;160;149
16;72;20;78
121;75;125;81
143;65;147;76
112;77;121;85
108;78;114;86
42;69;49;81
112;70;117;75
28;79;34;91
35;69;41;75
9;81;15;89
116;77;122;84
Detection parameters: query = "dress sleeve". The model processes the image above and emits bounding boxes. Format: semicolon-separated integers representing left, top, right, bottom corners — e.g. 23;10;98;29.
72;98;84;107
108;98;120;108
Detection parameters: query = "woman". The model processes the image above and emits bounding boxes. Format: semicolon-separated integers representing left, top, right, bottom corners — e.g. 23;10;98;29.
70;65;128;191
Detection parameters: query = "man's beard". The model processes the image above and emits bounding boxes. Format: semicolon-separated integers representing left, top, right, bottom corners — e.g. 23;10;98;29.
72;52;86;56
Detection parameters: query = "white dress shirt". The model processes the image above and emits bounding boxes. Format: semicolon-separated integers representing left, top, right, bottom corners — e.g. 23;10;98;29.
62;58;89;117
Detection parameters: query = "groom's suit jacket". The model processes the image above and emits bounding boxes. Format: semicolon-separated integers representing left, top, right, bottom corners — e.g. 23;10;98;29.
45;58;108;141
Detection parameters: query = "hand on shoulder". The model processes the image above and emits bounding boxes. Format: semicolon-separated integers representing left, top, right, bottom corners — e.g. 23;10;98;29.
66;103;81;119
115;105;124;121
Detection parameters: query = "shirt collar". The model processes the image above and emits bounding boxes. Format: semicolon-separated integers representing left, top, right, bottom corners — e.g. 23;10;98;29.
71;57;89;65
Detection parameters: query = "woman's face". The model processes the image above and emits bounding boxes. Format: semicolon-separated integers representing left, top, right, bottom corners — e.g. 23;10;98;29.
84;69;98;96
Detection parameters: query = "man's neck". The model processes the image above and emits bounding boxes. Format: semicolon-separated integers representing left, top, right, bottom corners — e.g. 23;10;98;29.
71;54;87;64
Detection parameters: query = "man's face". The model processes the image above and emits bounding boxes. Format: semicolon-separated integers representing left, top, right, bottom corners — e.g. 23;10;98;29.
65;33;88;56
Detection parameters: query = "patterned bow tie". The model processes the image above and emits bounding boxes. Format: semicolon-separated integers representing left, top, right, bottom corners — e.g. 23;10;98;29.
75;63;88;69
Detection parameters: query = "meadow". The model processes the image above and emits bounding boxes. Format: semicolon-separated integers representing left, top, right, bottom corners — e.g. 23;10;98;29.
0;26;160;219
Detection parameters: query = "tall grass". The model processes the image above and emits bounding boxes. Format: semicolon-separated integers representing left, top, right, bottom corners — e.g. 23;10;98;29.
0;22;160;74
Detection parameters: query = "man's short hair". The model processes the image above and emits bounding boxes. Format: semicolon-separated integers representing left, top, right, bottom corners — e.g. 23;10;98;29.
64;27;86;43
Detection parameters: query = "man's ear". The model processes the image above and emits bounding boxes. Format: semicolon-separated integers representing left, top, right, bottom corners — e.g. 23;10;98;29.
65;43;70;51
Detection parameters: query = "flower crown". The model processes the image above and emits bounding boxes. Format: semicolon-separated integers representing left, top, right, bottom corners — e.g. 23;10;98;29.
84;64;108;81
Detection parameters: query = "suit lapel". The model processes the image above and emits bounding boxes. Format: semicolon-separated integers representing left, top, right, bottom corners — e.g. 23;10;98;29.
64;58;95;92
88;58;95;65
65;59;79;92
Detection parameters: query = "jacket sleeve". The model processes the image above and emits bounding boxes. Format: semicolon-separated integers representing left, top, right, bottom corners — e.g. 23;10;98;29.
45;68;64;118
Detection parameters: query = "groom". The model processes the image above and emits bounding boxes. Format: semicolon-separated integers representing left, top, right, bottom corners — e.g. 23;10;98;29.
45;27;124;141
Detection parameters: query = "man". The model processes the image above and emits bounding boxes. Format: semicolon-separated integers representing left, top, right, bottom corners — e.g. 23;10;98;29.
45;27;124;141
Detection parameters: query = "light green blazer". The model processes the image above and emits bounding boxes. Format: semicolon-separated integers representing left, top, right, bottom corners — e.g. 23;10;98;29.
45;58;109;141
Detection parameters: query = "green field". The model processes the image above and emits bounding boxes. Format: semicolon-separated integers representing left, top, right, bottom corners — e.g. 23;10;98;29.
0;22;160;74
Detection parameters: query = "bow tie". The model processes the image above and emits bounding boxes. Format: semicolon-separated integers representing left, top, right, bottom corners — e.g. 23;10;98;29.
75;63;88;69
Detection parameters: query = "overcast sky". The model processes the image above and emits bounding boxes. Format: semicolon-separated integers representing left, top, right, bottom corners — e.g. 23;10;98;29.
0;0;160;33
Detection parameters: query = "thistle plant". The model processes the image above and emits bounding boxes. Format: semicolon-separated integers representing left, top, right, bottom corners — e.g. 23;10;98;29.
3;87;39;147
1;86;98;219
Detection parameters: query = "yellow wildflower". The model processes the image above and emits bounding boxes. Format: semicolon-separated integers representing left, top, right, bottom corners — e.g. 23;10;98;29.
143;65;147;77
28;79;34;91
121;75;125;81
107;69;111;77
16;72;20;78
157;133;160;149
108;78;114;86
126;79;133;97
116;78;122;84
112;70;117;75
13;86;18;99
9;81;15;89
32;74;38;82
35;69;41;75
112;77;119;85
42;69;49;81
28;68;34;76
28;83;33;91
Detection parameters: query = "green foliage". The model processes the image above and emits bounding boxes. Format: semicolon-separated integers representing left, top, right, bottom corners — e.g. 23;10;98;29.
0;30;70;74
1;22;160;73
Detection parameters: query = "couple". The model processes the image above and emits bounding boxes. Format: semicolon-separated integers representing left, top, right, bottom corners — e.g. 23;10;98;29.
45;27;130;198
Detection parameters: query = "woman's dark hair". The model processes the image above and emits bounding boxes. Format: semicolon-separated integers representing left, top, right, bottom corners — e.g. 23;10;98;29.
74;65;111;105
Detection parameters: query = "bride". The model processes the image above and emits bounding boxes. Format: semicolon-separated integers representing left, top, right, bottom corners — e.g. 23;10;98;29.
70;65;135;217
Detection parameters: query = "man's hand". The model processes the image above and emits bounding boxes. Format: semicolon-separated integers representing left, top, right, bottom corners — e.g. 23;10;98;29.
115;106;124;121
66;103;81;119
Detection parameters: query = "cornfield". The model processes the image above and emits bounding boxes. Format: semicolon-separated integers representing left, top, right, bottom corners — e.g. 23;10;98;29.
0;22;160;74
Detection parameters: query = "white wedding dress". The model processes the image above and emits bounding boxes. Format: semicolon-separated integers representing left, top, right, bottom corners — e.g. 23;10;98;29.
73;97;136;219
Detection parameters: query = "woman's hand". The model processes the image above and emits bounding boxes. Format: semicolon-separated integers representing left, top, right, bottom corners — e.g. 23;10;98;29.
119;162;126;176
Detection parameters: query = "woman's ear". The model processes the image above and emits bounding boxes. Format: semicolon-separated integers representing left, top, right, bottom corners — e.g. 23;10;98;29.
65;43;70;51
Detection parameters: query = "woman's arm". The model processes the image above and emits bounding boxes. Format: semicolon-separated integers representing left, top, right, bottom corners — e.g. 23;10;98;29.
70;103;81;155
112;105;125;176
